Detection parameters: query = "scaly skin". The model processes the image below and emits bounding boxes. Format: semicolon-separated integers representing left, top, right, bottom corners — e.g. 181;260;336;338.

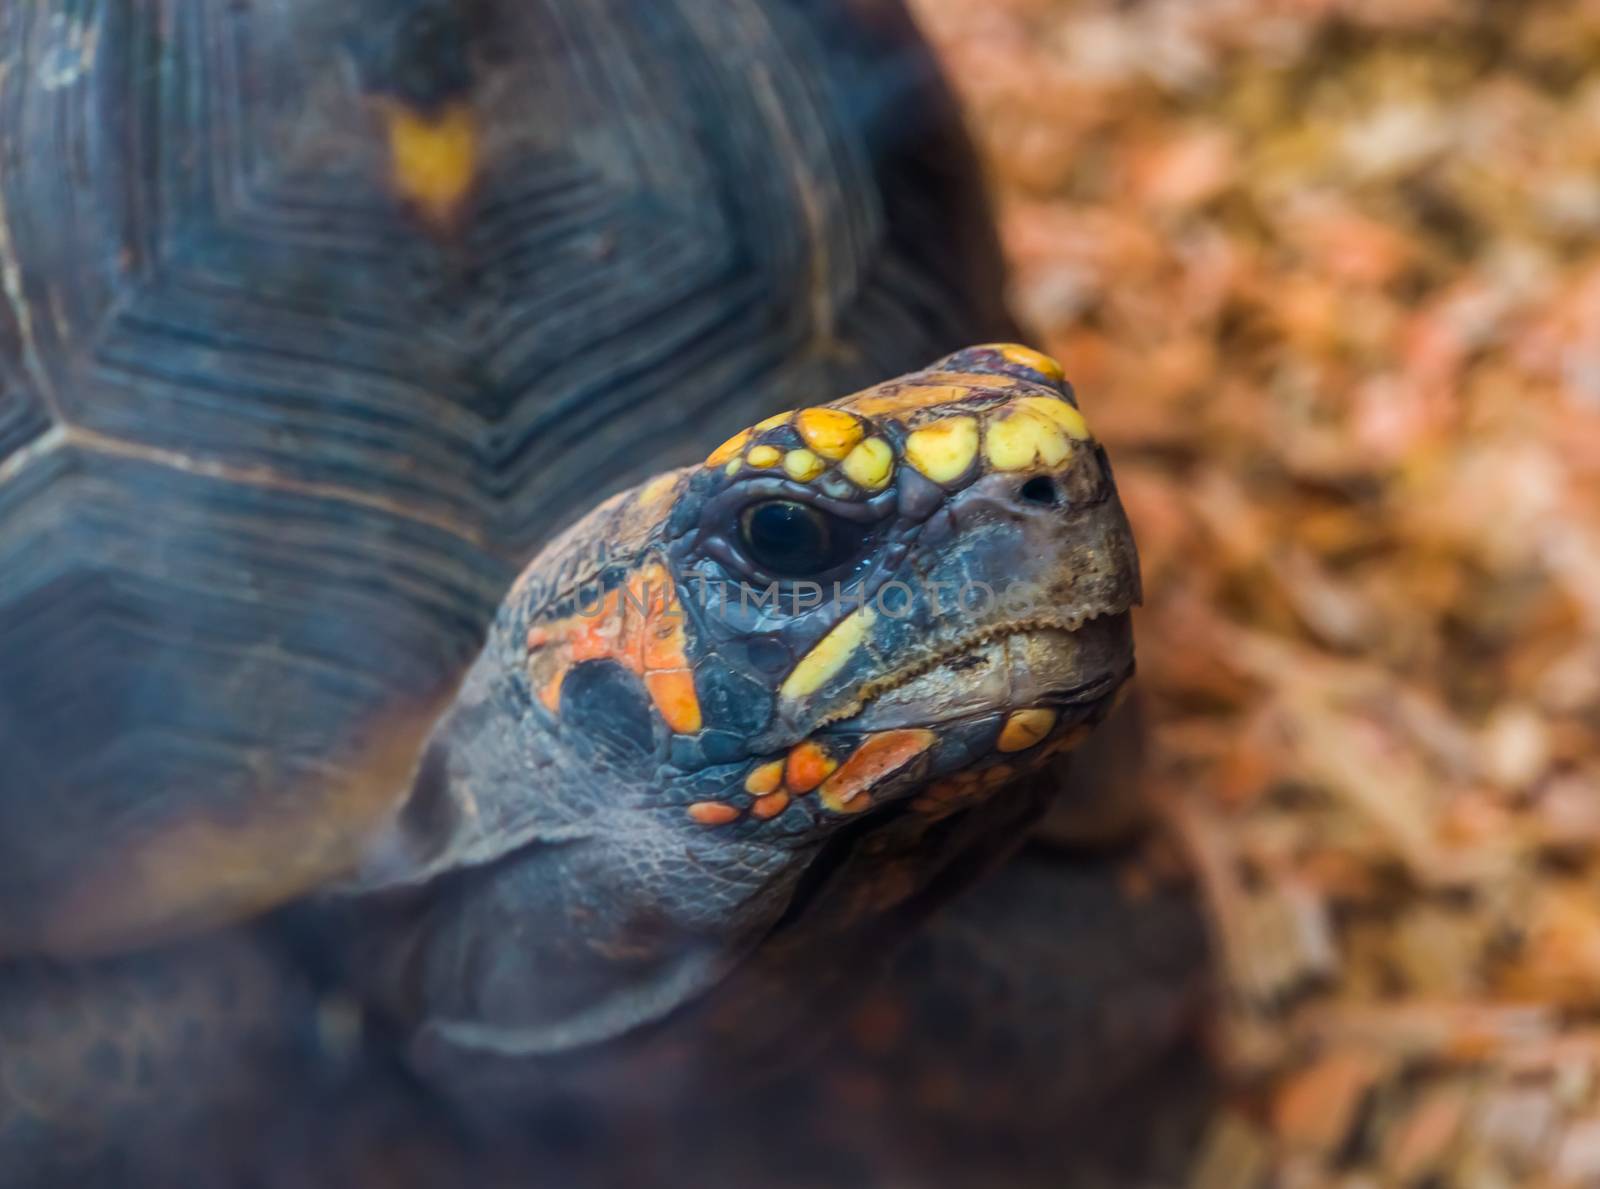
0;345;1165;1186
338;343;1143;1081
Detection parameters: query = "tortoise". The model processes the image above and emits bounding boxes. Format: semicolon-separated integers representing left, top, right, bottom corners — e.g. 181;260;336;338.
0;0;1207;1184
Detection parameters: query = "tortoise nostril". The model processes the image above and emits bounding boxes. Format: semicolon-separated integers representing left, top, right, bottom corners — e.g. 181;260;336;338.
1019;476;1059;507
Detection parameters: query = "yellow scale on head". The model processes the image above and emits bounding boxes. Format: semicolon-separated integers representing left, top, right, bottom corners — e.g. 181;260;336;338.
783;449;825;481
903;415;979;484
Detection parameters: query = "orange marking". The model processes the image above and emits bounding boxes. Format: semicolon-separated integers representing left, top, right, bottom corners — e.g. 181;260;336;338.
921;371;1020;389
744;760;785;796
688;802;740;826
796;408;865;460
751;792;791;820
706;430;751;468
989;343;1066;382
645;670;703;735
819;729;936;814
527;562;701;732
785;741;838;794
383;101;479;230
846;384;973;419
539;670;566;713
643;600;689;672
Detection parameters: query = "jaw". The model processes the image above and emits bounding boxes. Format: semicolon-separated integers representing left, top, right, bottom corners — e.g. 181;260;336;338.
835;614;1134;737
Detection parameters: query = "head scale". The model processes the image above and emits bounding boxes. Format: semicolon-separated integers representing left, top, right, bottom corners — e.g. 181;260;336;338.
353;345;1141;1062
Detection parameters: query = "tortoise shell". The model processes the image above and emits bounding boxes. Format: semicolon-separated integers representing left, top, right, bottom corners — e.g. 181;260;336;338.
0;0;1012;954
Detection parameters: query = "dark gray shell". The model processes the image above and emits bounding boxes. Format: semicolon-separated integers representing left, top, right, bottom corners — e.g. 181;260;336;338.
0;0;1011;953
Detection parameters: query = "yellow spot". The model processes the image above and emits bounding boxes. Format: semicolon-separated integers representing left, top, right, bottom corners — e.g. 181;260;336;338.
725;459;743;477
783;449;825;481
998;708;1059;753
780;607;877;702
384;101;479;229
745;760;785;796
796;408;865;460
840;438;893;490
987;343;1065;382
689;802;741;826
645;670;703;734
707;429;751;467
748;445;782;468
785;741;839;794
905;416;979;484
755;411;794;432
1017;396;1091;441
984;407;1070;472
751;792;791;820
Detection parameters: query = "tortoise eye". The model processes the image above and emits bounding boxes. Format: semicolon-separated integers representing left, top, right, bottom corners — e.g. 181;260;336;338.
739;500;863;577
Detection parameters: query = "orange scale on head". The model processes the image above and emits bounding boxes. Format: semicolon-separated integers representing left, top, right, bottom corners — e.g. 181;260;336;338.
844;383;973;420
818;730;937;814
784;741;838;794
751;792;791;820
645;669;703;735
539;670;566;714
688;802;741;827
744;760;785;796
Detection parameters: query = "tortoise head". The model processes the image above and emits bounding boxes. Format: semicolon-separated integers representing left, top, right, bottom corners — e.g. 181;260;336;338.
354;345;1140;1063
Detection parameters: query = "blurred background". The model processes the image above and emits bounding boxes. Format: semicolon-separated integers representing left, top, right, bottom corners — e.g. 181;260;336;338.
908;0;1600;1184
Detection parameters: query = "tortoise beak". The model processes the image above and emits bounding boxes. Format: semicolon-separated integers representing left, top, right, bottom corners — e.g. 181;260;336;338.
826;615;1134;734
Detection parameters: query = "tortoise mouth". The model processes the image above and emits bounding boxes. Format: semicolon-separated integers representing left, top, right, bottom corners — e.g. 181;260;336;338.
822;614;1134;735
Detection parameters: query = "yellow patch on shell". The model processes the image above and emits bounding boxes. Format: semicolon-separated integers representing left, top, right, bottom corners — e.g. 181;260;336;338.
904;416;980;484
707;429;751;468
754;411;794;432
984;406;1071;472
383;101;479;229
780;607;877;702
747;444;782;468
998;708;1059;753
744;760;785;796
986;343;1066;382
796;408;865;460
840;437;893;490
1017;395;1091;441
688;802;741;826
783;449;825;482
725;459;743;477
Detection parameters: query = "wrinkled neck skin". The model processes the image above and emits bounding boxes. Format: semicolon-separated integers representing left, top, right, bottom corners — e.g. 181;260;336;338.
340;484;801;1070
341;495;983;1081
333;345;1142;1094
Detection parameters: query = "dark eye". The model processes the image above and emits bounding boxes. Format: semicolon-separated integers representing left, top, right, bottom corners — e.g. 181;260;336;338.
739;500;862;577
